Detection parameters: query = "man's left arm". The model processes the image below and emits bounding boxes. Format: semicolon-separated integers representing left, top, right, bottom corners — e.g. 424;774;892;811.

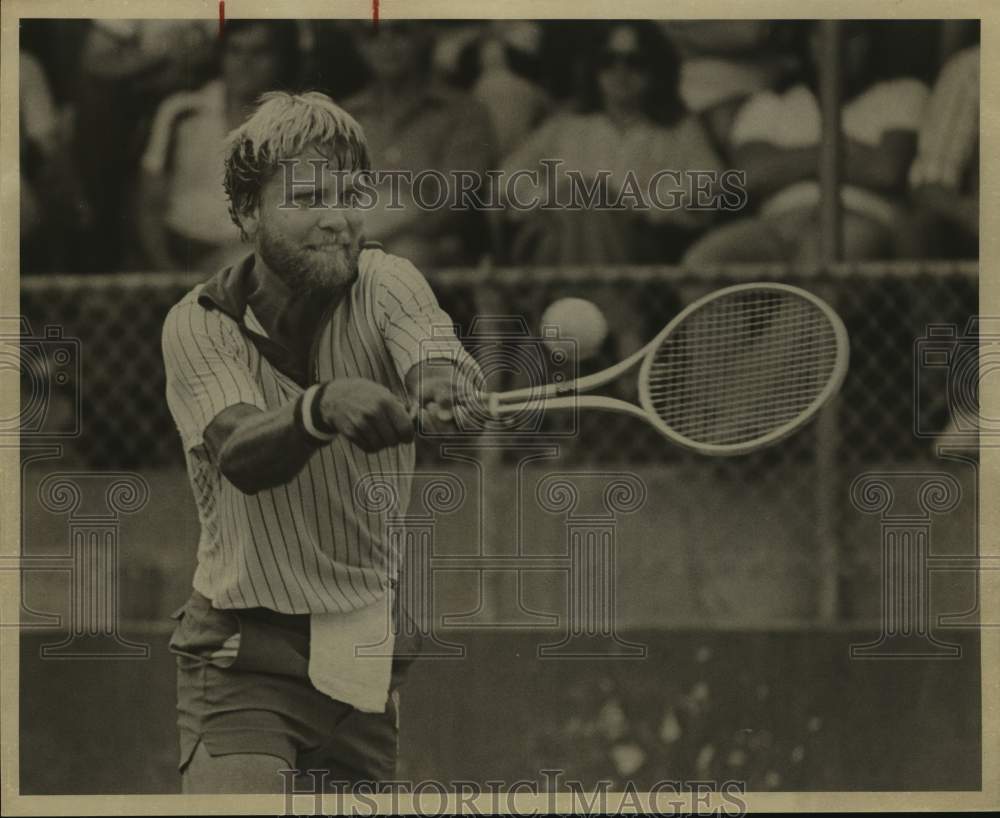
377;259;484;434
405;356;484;435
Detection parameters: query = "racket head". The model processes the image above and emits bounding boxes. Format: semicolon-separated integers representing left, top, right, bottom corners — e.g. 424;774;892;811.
637;282;849;456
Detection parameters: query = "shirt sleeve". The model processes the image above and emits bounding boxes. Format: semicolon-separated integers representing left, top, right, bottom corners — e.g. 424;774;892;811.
662;115;724;175
162;299;267;451
499;111;562;171
19;53;59;148
372;254;478;385
141;91;196;175
441;95;497;172
910;46;979;189
497;112;565;201
730;86;821;148
844;78;929;147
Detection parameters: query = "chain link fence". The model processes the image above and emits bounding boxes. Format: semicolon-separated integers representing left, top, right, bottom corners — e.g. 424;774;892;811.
20;262;978;465
18;262;979;626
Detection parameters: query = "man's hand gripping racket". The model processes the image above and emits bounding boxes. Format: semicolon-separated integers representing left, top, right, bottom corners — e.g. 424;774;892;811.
455;283;849;456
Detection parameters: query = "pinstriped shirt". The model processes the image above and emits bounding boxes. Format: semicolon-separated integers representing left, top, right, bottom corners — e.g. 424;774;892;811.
162;247;467;614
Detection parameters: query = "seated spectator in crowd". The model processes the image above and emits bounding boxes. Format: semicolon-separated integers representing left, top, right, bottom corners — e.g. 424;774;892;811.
429;20;488;83
474;24;549;157
343;21;497;269
137;21;300;273
498;22;723;376
19;51;55;263
660;21;799;158
438;21;550;157
909;44;979;258
499;21;724;266
683;23;929;266
905;41;979;444
297;20;369;100
74;19;216;271
81;20;216;96
21;49;91;274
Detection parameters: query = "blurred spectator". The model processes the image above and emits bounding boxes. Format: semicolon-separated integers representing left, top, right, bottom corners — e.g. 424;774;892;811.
441;22;551;157
499;21;723;266
80;20;216;96
19;20;90;107
73;20;216;271
684;23;929;265
430;21;488;83
906;42;980;445
660;21;799;157
474;32;548;157
21;50;60;267
298;20;369;101
343;21;497;269
909;44;979;258
137;21;300;273
498;22;723;380
868;19;958;87
20;50;91;274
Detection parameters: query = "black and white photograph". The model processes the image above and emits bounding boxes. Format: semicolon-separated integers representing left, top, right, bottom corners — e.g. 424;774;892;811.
1;0;995;813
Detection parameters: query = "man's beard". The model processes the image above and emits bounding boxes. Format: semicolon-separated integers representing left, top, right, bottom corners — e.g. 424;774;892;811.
257;222;361;296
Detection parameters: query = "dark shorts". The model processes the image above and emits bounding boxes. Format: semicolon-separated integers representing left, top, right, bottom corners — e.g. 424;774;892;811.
169;591;419;784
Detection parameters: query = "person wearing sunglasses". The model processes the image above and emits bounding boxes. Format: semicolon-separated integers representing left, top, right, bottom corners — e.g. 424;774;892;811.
498;22;724;383
500;21;723;267
342;21;497;270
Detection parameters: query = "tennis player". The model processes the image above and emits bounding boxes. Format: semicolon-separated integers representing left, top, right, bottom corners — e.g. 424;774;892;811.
161;91;480;794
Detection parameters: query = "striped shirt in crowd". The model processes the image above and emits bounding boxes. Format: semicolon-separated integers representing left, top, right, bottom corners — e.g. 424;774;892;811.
162;246;470;614
909;44;979;191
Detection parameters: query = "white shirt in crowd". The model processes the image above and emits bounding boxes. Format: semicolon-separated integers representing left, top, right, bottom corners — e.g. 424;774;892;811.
731;78;930;224
142;79;240;244
909;45;979;191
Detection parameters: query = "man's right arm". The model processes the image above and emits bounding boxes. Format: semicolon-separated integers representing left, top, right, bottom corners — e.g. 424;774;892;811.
163;303;414;497
206;380;415;495
205;402;319;495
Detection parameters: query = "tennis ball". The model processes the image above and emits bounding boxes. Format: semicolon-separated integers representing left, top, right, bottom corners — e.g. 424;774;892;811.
541;297;609;361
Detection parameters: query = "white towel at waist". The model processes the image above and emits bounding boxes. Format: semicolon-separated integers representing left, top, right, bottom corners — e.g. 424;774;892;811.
308;589;396;714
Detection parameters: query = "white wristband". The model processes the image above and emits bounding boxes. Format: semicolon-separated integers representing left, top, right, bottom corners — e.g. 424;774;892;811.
301;384;337;442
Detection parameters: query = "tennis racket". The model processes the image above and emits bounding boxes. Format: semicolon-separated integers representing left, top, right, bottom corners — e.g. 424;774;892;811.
474;282;849;456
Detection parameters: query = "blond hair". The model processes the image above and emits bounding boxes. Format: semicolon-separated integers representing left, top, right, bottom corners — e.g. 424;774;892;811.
223;91;371;239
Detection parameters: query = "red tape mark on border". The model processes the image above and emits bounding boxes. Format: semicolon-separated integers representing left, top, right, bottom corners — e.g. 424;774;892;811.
372;0;380;29
219;1;225;38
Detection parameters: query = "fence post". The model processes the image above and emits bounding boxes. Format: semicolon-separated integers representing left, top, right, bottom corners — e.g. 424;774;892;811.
815;282;842;624
815;21;845;623
818;20;843;262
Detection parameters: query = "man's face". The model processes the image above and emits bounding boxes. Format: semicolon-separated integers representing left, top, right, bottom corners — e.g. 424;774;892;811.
223;25;283;102
247;145;367;294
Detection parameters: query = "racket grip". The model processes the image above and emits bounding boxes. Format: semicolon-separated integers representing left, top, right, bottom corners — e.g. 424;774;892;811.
409;393;499;429
408;400;459;426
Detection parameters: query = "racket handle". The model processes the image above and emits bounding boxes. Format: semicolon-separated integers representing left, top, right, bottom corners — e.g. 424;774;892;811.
408;401;460;426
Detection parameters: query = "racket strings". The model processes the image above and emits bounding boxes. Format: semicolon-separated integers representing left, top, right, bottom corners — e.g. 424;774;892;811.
645;290;840;446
